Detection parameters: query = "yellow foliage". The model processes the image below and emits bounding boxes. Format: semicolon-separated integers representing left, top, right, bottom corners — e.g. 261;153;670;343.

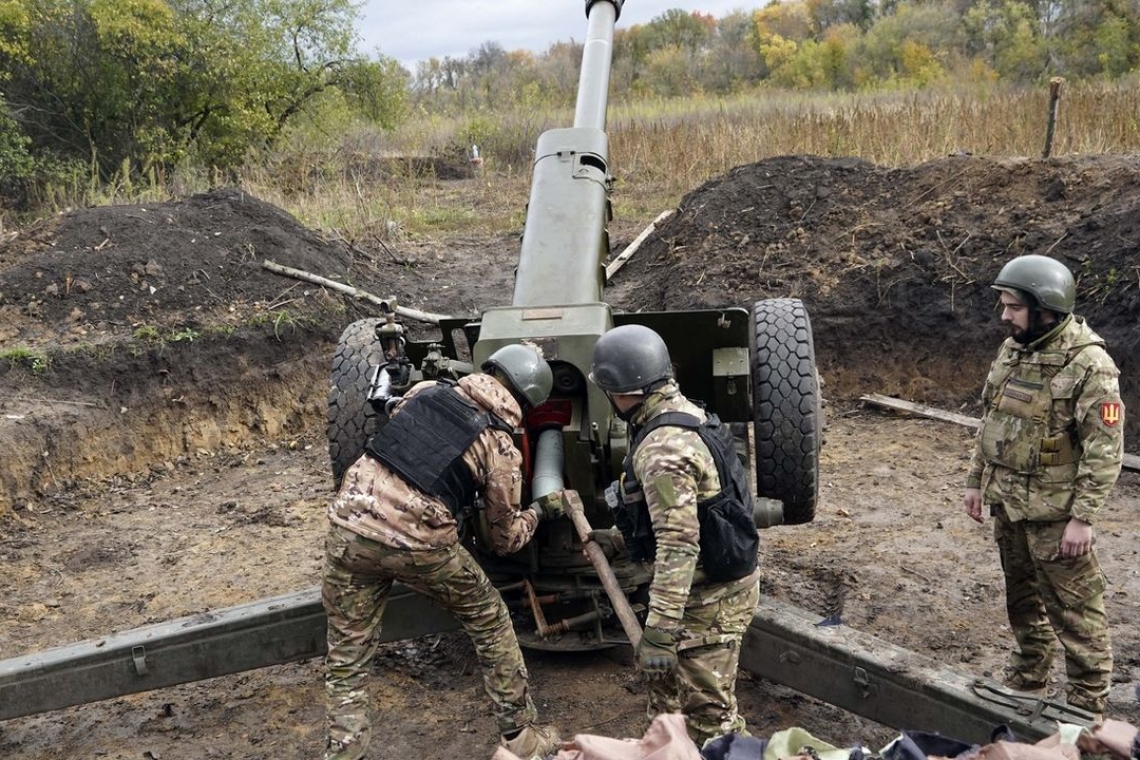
759;33;800;72
899;40;944;86
0;0;31;65
752;1;814;42
965;59;1000;85
90;0;180;53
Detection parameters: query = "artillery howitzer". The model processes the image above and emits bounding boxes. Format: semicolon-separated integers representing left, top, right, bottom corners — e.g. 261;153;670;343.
0;0;1102;741
325;0;820;650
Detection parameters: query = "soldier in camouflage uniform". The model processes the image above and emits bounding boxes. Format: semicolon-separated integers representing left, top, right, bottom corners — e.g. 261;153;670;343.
322;344;562;760
964;255;1124;719
590;324;762;747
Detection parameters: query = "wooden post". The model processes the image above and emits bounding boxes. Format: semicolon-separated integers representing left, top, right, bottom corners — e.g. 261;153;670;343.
859;393;1140;472
1043;77;1064;159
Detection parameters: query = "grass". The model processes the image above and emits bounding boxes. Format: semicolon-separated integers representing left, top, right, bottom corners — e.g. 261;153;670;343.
249;309;307;340
1;347;49;374
12;79;1140;243
129;324;253;353
248;79;1140;243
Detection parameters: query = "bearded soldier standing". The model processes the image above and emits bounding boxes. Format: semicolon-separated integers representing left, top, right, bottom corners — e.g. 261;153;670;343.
964;254;1124;720
590;324;761;747
322;343;562;760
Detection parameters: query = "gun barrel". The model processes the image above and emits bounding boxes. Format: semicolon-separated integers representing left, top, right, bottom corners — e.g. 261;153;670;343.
510;0;621;308
574;1;619;130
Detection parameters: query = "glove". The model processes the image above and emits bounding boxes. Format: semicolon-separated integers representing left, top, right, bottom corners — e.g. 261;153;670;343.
587;528;625;559
529;490;566;521
636;626;679;681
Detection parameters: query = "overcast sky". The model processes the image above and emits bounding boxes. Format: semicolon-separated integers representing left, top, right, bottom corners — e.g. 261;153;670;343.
358;1;754;70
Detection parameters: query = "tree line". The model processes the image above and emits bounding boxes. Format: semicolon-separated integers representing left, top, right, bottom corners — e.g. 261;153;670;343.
413;1;1140;109
1;0;1138;212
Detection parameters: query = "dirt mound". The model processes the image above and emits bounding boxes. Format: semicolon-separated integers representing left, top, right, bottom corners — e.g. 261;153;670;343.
0;187;365;348
609;154;1140;437
0;189;381;512
0;185;532;512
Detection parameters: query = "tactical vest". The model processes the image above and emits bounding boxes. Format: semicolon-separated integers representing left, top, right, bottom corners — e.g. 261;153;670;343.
364;384;512;514
979;345;1085;475
614;411;759;582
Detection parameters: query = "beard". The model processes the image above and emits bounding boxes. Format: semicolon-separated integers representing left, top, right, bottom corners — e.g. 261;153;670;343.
1009;312;1055;345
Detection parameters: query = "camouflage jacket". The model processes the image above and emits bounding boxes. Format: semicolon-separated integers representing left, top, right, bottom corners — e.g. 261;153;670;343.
628;382;760;631
328;374;538;554
967;315;1124;523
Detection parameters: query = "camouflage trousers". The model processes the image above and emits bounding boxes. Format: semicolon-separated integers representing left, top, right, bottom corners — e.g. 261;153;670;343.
994;509;1112;712
645;576;761;747
321;523;536;760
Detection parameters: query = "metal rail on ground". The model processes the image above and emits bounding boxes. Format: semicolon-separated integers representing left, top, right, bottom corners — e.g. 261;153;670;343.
0;589;1096;739
0;584;458;721
740;598;1097;743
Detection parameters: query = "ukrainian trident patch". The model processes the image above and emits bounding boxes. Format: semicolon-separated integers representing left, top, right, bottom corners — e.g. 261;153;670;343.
1101;402;1122;427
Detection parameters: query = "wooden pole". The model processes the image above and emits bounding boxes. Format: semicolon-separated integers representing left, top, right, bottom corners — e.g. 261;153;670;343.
1043;77;1064;159
604;209;674;281
261;259;456;325
561;490;643;647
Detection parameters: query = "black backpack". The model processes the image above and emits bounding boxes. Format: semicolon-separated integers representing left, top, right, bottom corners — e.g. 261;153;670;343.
617;411;759;582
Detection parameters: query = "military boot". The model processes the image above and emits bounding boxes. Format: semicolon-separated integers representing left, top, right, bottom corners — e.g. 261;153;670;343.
501;723;562;760
1066;694;1105;725
1001;668;1047;698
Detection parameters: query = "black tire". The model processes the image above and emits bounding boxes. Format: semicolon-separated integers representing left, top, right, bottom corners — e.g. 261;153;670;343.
327;318;387;489
751;299;821;524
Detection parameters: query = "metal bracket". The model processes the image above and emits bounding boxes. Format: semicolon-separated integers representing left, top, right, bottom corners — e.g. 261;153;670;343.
131;645;148;676
853;666;879;699
778;649;802;665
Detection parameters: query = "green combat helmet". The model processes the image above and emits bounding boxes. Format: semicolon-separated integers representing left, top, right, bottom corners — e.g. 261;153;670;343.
992;254;1076;314
481;344;553;408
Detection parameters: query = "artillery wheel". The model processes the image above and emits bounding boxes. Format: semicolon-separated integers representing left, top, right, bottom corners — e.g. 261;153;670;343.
750;298;821;524
327;318;387;488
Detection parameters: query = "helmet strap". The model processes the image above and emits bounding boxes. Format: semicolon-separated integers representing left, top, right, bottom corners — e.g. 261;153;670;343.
605;392;643;423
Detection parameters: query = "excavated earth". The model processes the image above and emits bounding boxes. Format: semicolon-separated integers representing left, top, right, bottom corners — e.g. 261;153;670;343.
1;155;1139;759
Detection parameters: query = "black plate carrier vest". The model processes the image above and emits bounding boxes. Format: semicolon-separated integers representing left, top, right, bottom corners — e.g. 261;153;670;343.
363;383;512;515
616;411;759;582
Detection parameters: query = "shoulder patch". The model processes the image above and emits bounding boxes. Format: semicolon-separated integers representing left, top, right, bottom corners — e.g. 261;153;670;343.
1101;401;1122;427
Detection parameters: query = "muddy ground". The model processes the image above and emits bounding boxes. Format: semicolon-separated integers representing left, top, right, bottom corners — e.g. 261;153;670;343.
1;154;1139;759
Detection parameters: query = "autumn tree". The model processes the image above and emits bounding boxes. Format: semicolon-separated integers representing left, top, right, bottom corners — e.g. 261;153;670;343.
855;2;960;85
697;10;765;91
962;0;1048;81
0;0;405;181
